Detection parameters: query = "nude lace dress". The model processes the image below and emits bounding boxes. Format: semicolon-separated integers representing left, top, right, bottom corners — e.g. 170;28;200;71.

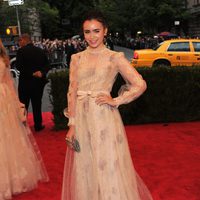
62;46;153;200
0;59;49;200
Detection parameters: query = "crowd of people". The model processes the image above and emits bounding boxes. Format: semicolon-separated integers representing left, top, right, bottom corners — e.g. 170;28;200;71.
7;33;195;73
5;31;200;72
14;35;155;69
33;36;115;68
116;36;162;49
33;38;86;67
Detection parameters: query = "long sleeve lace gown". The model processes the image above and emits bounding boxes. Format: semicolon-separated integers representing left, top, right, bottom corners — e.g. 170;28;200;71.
0;59;49;200
62;46;153;200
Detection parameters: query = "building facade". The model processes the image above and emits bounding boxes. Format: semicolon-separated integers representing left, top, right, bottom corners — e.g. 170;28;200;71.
187;0;200;37
27;8;42;41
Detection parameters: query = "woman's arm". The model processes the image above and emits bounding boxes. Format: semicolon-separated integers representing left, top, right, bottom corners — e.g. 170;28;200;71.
67;54;78;127
95;52;146;107
112;52;147;107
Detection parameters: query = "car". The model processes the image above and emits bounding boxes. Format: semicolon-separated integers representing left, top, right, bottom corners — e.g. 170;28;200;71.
3;40;18;68
3;40;18;59
2;40;19;80
131;39;200;67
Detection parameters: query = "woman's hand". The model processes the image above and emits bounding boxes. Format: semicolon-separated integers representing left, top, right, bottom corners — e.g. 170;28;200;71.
95;94;117;107
66;126;75;141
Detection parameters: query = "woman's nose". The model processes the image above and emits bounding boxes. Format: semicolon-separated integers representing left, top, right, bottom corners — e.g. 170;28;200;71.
89;33;96;39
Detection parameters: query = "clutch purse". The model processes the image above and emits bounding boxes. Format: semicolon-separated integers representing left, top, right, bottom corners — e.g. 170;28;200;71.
65;136;80;152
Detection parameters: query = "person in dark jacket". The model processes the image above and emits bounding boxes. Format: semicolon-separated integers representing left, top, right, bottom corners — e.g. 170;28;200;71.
65;39;77;67
16;34;50;132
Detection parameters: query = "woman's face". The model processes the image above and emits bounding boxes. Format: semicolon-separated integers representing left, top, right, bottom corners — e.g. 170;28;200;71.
83;19;107;49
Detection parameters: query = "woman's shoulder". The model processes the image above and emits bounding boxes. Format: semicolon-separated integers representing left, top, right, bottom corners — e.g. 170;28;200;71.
71;51;84;60
0;58;6;68
70;51;83;62
109;50;125;62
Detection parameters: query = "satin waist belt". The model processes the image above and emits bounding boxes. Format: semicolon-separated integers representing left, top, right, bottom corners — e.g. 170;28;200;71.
77;90;110;100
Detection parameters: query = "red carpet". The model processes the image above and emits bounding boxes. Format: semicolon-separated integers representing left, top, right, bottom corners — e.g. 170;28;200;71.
13;112;200;200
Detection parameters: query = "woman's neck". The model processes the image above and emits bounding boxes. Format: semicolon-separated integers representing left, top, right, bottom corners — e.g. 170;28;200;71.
87;44;106;53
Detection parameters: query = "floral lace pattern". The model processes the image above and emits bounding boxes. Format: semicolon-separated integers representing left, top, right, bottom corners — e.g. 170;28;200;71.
62;46;153;200
0;59;49;200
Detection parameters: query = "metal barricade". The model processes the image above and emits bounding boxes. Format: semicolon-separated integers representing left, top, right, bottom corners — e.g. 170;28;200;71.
10;68;20;87
48;50;67;69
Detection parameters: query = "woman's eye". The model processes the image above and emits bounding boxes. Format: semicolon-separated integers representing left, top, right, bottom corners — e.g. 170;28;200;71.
84;30;90;34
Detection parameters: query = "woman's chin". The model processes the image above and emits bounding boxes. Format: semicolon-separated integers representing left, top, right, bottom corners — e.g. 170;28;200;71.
89;44;98;48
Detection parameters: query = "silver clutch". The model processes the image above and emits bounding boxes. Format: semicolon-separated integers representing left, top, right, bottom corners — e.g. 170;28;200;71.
65;136;80;152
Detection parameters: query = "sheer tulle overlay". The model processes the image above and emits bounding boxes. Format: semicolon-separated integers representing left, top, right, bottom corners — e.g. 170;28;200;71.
0;60;49;200
62;47;153;200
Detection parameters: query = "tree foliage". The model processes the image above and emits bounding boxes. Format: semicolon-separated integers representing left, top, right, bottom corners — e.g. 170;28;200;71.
0;0;190;38
36;1;59;38
133;0;190;34
0;0;59;38
0;2;18;36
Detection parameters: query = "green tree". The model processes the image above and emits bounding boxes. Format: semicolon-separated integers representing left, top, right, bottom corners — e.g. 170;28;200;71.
1;0;190;38
97;0;190;36
43;0;96;36
37;2;59;38
0;2;19;36
134;0;190;35
0;0;59;38
96;0;137;38
22;0;59;38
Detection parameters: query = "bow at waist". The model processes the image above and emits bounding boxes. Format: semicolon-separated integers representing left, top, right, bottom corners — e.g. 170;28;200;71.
77;90;110;100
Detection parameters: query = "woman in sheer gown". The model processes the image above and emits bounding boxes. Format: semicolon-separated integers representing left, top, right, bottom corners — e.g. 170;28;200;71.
62;11;153;200
0;40;49;200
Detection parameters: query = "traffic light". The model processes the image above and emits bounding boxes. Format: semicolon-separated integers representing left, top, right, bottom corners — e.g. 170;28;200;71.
6;26;18;35
6;27;11;35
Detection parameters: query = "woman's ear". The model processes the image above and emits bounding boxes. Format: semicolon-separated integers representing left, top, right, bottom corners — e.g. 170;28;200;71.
104;28;108;36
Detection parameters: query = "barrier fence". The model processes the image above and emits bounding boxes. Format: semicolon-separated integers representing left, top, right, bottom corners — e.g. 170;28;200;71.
47;50;68;69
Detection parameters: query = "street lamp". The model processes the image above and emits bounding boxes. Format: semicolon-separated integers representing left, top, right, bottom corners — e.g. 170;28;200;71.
15;5;21;36
174;21;180;36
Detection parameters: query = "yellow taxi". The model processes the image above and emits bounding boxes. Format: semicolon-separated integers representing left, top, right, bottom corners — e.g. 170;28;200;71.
131;39;200;67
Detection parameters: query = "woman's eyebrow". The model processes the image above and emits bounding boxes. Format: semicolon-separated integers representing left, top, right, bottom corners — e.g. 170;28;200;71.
84;28;101;32
93;28;100;31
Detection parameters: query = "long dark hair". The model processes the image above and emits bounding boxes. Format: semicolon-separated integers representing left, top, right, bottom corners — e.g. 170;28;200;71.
82;10;108;30
0;39;10;68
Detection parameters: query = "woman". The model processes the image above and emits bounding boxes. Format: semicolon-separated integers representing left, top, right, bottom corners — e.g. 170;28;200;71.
62;11;153;200
0;39;49;200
